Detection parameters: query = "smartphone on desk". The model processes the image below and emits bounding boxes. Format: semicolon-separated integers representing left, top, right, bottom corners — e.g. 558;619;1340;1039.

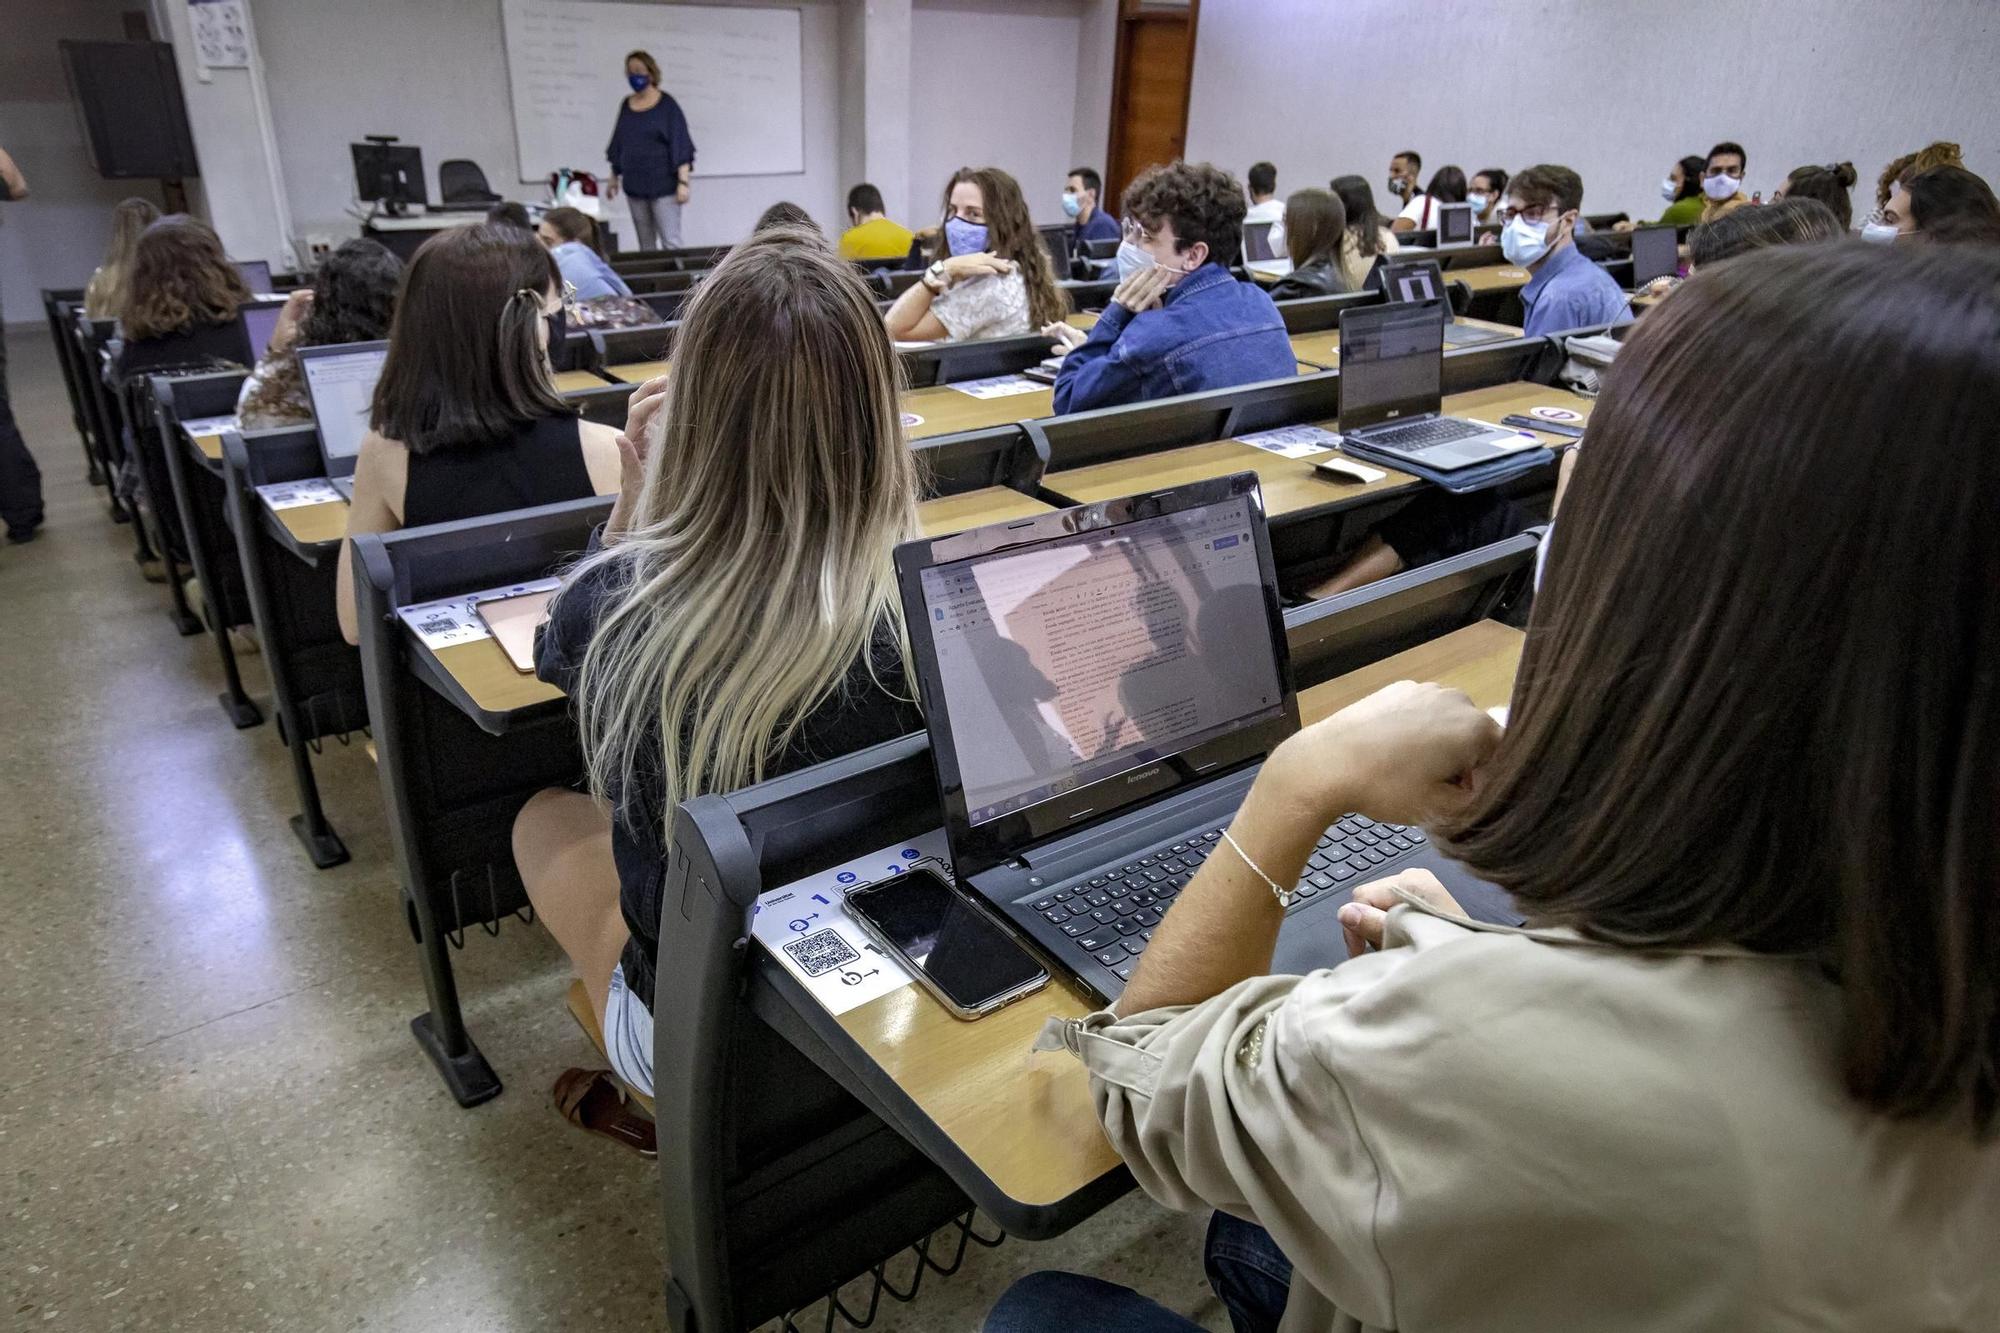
844;869;1049;1020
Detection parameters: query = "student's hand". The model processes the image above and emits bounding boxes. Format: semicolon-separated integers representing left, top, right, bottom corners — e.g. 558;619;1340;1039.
1338;869;1465;954
1266;680;1502;829
607;175;621;201
674;182;690;206
1112;265;1174;315
617;373;671;488
941;252;1015;285
1042;321;1087;354
270;288;314;353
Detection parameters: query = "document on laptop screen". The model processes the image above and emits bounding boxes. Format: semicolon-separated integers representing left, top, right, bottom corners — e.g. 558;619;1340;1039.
305;349;388;465
919;496;1284;826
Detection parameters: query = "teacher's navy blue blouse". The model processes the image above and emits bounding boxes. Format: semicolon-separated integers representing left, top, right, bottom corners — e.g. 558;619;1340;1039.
606;94;697;200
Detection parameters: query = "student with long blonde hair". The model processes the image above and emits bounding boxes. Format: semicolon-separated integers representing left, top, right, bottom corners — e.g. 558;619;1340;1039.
514;227;924;1112
84;196;161;320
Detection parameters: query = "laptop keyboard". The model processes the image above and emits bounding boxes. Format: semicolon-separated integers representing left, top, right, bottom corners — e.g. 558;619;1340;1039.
1363;417;1491;450
1028;815;1428;984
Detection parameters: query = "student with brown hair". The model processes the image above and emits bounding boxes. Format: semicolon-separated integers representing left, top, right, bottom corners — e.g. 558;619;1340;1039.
512;228;925;1113
753;200;820;236
1393;164;1465;233
1688;196;1844;266
536;205;633;300
111;215;255;388
884;165;1064;341
83;196;161;320
1265;188;1350;300
988;242;2000;1333
1774;161;1858;229
1043;161;1294;413
1884;165;2000;246
1874;139;1961;211
334;224;622;644
1329;174;1398;289
237;239;402;429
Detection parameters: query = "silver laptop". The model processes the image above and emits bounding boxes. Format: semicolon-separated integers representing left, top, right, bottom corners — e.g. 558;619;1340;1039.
1336;301;1528;470
1379;258;1513;347
298;341;388;501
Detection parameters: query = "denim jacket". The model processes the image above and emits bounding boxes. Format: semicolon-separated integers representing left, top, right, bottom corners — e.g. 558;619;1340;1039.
1054;263;1297;414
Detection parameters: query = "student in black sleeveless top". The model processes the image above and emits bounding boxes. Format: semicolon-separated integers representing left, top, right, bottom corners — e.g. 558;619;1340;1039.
109;215;255;390
511;228;924;1105
336;224;623;644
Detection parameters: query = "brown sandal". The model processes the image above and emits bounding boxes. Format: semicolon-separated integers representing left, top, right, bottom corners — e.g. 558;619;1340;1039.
553;1067;657;1157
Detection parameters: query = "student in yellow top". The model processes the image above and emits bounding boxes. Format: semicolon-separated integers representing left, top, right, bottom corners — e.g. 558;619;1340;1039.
838;183;914;266
1699;140;1752;222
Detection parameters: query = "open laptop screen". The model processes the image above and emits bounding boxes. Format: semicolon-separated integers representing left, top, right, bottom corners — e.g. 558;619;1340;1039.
914;487;1287;833
242;302;284;363
233;259;274;293
299;344;388;476
1382;258;1446;307
1630;224;1679;287
1338;301;1446;433
1242;221;1275;263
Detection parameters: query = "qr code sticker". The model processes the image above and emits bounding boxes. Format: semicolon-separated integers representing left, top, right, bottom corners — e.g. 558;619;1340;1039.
782;928;860;978
420;616;458;635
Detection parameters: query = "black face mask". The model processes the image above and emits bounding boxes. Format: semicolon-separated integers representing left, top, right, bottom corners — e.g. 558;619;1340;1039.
544;307;567;355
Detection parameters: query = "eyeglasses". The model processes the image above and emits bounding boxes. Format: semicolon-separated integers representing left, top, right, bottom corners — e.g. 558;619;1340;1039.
1495;202;1564;225
1122;218;1157;244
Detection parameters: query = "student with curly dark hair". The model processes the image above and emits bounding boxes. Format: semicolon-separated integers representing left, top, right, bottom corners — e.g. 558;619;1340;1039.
1774;162;1858;229
1046;161;1294;413
237;239;402;429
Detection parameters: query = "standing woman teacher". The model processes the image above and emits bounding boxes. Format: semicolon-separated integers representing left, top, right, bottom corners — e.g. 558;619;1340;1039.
605;49;696;251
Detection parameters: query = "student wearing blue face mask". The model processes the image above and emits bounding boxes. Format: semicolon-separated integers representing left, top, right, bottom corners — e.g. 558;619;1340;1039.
606;49;696;251
884;166;1066;341
1065;167;1121;248
1502;164;1632;339
1043;161;1295;414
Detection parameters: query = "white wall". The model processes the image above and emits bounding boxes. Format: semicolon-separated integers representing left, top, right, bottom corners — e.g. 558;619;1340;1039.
252;0;845;248
1186;0;2000;223
0;0;144;323
909;0;1085;229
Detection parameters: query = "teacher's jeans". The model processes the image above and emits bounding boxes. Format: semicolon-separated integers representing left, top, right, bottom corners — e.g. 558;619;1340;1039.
627;195;682;252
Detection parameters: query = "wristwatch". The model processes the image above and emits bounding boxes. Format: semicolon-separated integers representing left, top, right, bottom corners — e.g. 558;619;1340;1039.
923;261;949;295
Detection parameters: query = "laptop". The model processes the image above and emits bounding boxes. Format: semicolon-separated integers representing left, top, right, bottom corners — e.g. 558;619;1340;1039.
1630;223;1679;288
233;258;274;294
240;298;287;364
1336;301;1532;470
298;341;389;501
1437;202;1474;245
1242;221;1277;263
1378;257;1513;347
896;472;1517;1003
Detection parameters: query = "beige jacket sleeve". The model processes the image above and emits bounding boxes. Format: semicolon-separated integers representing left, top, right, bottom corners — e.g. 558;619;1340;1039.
1043;905;1480;1330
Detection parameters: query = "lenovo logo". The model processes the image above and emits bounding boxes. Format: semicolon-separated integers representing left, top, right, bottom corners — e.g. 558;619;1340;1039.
1126;765;1162;784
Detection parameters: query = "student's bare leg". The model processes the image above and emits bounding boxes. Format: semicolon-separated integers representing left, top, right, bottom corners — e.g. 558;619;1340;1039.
513;788;628;1023
1304;533;1405;599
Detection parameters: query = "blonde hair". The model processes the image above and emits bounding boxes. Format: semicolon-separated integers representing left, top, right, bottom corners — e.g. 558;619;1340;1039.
84;197;162;320
561;226;919;835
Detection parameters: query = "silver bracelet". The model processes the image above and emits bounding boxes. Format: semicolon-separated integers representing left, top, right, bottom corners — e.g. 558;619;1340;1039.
1220;827;1293;908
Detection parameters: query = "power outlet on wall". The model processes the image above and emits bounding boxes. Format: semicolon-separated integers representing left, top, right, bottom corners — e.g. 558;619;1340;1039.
301;234;334;263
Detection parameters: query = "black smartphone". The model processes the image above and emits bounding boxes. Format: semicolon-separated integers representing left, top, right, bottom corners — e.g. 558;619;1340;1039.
1501;413;1585;439
844;869;1049;1019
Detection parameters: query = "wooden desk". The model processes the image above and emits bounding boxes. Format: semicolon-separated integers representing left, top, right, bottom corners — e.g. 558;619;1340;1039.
1044;437;1417;517
430;638;567;718
829;620;1523;1212
902;383;1055;441
918;487;1055;535
604;360;672;384
192;431;224;463
1286;317;1520;370
1064;312;1100;331
276;497;350;549
554;369;612;393
1454;264;1533;295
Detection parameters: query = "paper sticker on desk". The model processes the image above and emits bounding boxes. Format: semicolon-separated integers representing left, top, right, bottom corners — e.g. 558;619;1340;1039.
395;577;562;651
257;479;342;510
1236;425;1340;459
751;829;954;1015
1529;405;1583;423
180;413;240;437
950;375;1044;400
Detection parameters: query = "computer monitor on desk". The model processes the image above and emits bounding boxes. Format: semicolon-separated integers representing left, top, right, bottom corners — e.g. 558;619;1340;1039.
351;140;426;215
299;340;389;499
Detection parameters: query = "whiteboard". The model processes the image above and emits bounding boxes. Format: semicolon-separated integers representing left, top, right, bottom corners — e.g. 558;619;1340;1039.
501;0;803;181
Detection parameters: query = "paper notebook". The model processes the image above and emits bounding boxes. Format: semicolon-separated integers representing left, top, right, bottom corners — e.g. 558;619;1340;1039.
475;589;555;674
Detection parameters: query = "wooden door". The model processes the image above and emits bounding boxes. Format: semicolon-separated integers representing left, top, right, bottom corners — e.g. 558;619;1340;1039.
1105;1;1200;209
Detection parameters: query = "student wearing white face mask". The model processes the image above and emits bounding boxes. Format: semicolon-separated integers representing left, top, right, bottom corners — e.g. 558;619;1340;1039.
1699;141;1752;224
1502;164;1632;339
1064;166;1121;248
884;166;1066;341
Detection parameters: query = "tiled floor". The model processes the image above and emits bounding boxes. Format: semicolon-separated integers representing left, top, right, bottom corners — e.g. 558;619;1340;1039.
0;325;1226;1332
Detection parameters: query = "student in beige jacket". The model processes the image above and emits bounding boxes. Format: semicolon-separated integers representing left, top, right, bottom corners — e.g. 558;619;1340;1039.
987;242;2000;1333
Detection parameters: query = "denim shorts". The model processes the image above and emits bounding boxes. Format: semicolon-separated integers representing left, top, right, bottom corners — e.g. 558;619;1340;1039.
602;962;654;1098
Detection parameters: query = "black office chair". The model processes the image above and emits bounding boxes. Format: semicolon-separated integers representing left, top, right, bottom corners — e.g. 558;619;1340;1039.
439;159;500;206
